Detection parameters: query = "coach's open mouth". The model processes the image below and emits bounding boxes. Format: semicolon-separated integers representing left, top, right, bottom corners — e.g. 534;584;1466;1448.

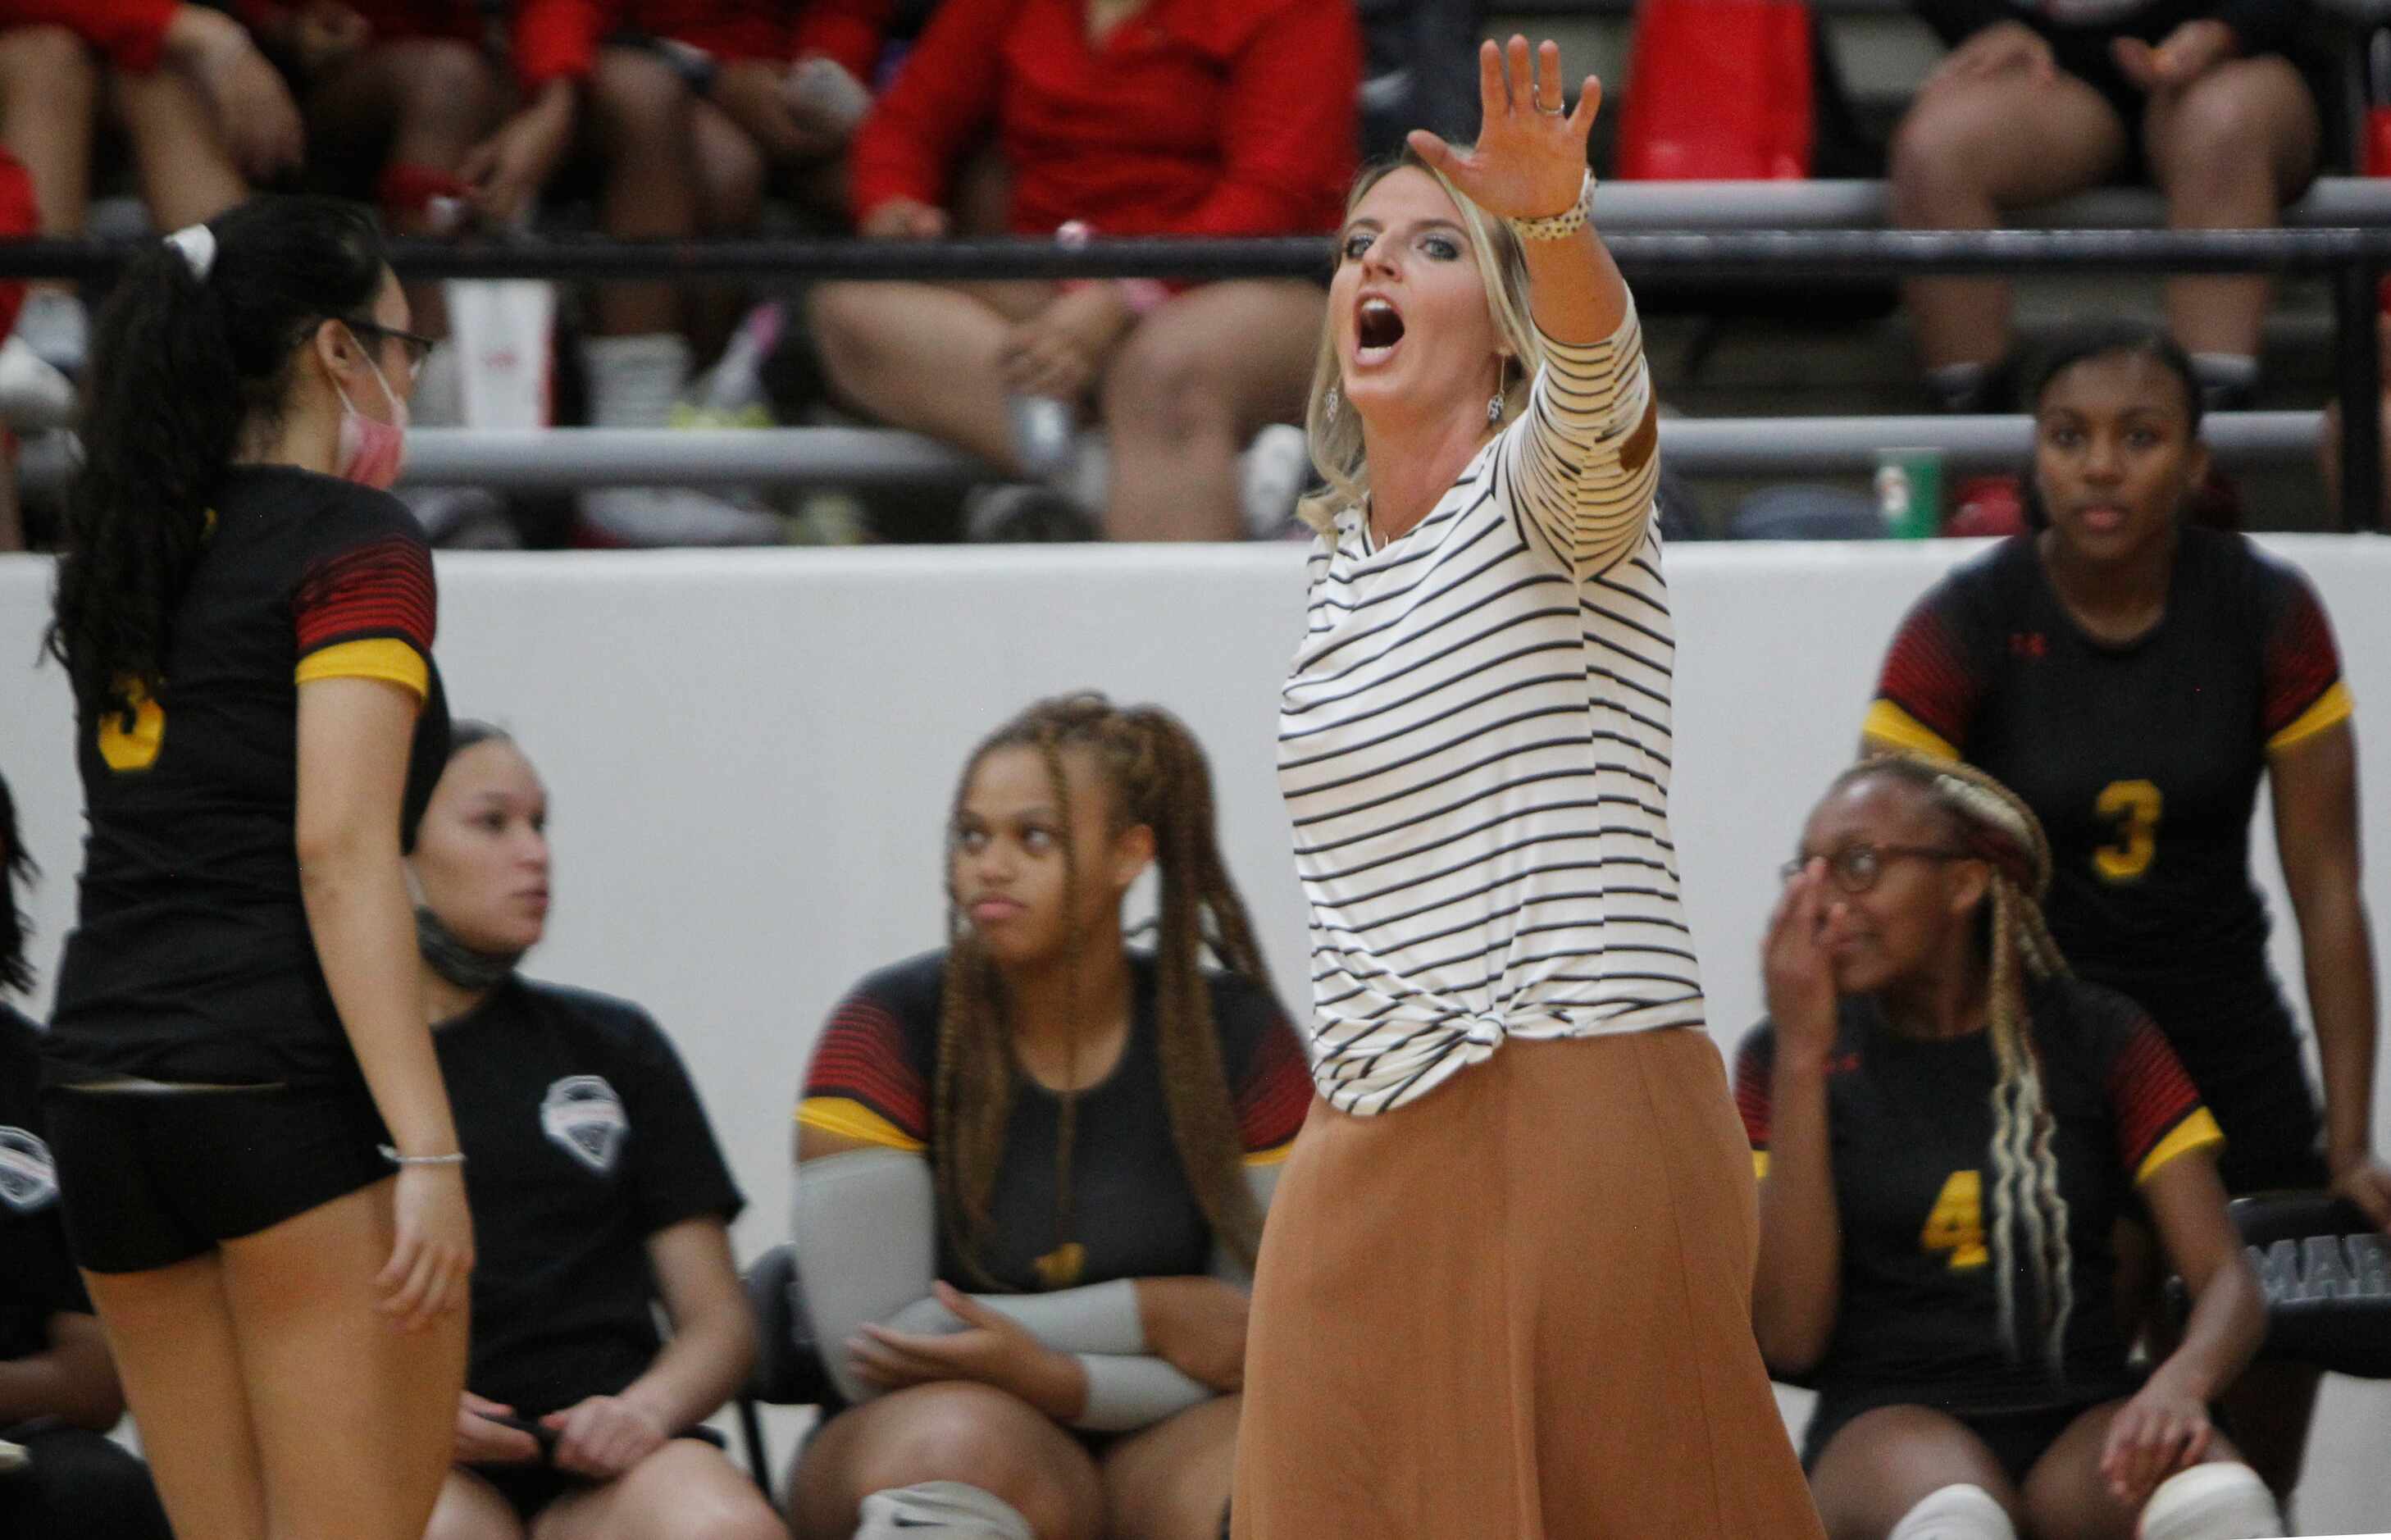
1355;296;1405;365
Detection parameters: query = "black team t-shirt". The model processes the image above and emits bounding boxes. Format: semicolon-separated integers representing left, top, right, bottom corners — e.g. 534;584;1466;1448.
1;1005;89;1365
44;466;449;1092
1735;977;2220;1415
799;950;1311;1292
435;977;744;1415
1866;528;2349;1097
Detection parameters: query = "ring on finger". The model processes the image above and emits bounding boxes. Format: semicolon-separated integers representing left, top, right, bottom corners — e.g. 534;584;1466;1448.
1534;93;1565;114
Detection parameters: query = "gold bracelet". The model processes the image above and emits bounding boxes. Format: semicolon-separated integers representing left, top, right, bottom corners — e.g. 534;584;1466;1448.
1507;170;1596;242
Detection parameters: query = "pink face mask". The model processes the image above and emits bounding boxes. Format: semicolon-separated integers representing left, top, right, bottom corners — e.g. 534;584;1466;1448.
335;350;409;491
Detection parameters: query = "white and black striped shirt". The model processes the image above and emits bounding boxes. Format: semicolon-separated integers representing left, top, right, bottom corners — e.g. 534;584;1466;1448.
1279;303;1705;1115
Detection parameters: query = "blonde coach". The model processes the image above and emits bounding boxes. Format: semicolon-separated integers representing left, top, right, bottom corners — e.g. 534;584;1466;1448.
1233;39;1822;1538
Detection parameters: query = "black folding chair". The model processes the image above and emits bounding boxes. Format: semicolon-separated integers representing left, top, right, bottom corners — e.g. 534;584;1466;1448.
2229;1192;2391;1378
736;1242;842;1503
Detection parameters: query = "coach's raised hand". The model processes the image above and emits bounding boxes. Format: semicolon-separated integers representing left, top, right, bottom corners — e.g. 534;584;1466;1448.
1406;36;1596;226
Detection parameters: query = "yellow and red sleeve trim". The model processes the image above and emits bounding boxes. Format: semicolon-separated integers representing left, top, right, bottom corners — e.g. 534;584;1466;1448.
1236;1024;1311;1167
1862;699;1960;761
2266;681;2353;754
294;637;427;699
795;1096;927;1154
2135;1108;2225;1186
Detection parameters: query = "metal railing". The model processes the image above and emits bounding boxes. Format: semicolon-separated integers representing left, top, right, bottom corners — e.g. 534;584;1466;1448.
5;224;2384;526
16;413;2324;496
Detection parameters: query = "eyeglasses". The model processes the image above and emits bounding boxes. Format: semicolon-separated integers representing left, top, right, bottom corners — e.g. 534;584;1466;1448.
1780;843;1971;895
344;317;437;381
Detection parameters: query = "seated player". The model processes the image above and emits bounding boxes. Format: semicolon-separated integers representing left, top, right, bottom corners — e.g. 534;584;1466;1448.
0;770;172;1540
1862;320;2384;1499
1738;754;2280;1540
408;722;783;1540
790;693;1309;1540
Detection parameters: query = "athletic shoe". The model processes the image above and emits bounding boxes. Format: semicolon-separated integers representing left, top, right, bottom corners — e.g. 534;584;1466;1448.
0;335;75;430
13;289;86;376
1240;422;1311;539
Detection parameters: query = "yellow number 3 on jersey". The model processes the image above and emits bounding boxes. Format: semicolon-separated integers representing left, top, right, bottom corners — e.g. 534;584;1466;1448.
1920;1169;1988;1271
98;678;165;772
2093;779;2162;882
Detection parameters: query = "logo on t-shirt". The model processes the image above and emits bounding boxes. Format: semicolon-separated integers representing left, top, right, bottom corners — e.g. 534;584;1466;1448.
0;1126;57;1214
540;1076;629;1175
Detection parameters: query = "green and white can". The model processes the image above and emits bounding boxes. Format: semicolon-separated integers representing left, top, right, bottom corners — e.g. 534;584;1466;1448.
1874;447;1943;540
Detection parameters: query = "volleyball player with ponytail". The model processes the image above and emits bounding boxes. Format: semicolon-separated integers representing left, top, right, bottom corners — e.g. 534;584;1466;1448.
38;196;469;1540
789;693;1309;1540
1739;755;2276;1540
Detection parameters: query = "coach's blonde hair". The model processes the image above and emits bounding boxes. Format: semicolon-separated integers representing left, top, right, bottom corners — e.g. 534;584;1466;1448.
1297;148;1543;534
1837;753;2075;1377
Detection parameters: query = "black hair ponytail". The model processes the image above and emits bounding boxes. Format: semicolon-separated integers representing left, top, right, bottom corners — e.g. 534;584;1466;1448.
48;196;389;727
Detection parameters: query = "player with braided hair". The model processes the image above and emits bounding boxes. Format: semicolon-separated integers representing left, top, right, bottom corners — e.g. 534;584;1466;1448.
1737;754;2281;1540
787;693;1309;1540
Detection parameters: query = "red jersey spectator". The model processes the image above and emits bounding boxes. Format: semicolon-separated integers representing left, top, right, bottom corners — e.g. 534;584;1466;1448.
0;2;299;203
239;0;489;52
848;0;1355;240
223;3;515;544
512;0;793;92
811;0;1360;541
476;0;863;544
0;2;301;413
791;0;890;84
0;146;34;550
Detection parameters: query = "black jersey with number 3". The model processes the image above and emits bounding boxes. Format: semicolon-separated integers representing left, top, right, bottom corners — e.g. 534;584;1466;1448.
43;466;449;1092
1865;529;2348;1092
1736;979;2220;1412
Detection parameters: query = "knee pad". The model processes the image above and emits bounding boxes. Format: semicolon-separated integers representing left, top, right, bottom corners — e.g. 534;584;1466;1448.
1888;1483;2019;1540
2138;1462;2284;1540
854;1481;1036;1540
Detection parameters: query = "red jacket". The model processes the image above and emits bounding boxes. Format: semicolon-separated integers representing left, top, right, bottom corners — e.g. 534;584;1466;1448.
791;0;887;81
0;1;490;71
512;0;799;90
0;148;34;346
849;0;1359;239
0;0;178;71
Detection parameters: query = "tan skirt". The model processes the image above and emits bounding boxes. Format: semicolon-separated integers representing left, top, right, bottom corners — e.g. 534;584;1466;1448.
1232;1029;1824;1540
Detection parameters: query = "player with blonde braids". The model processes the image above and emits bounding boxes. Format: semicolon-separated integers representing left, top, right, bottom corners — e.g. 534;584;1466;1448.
1927;760;2076;1382
787;694;1309;1540
1736;754;2283;1540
